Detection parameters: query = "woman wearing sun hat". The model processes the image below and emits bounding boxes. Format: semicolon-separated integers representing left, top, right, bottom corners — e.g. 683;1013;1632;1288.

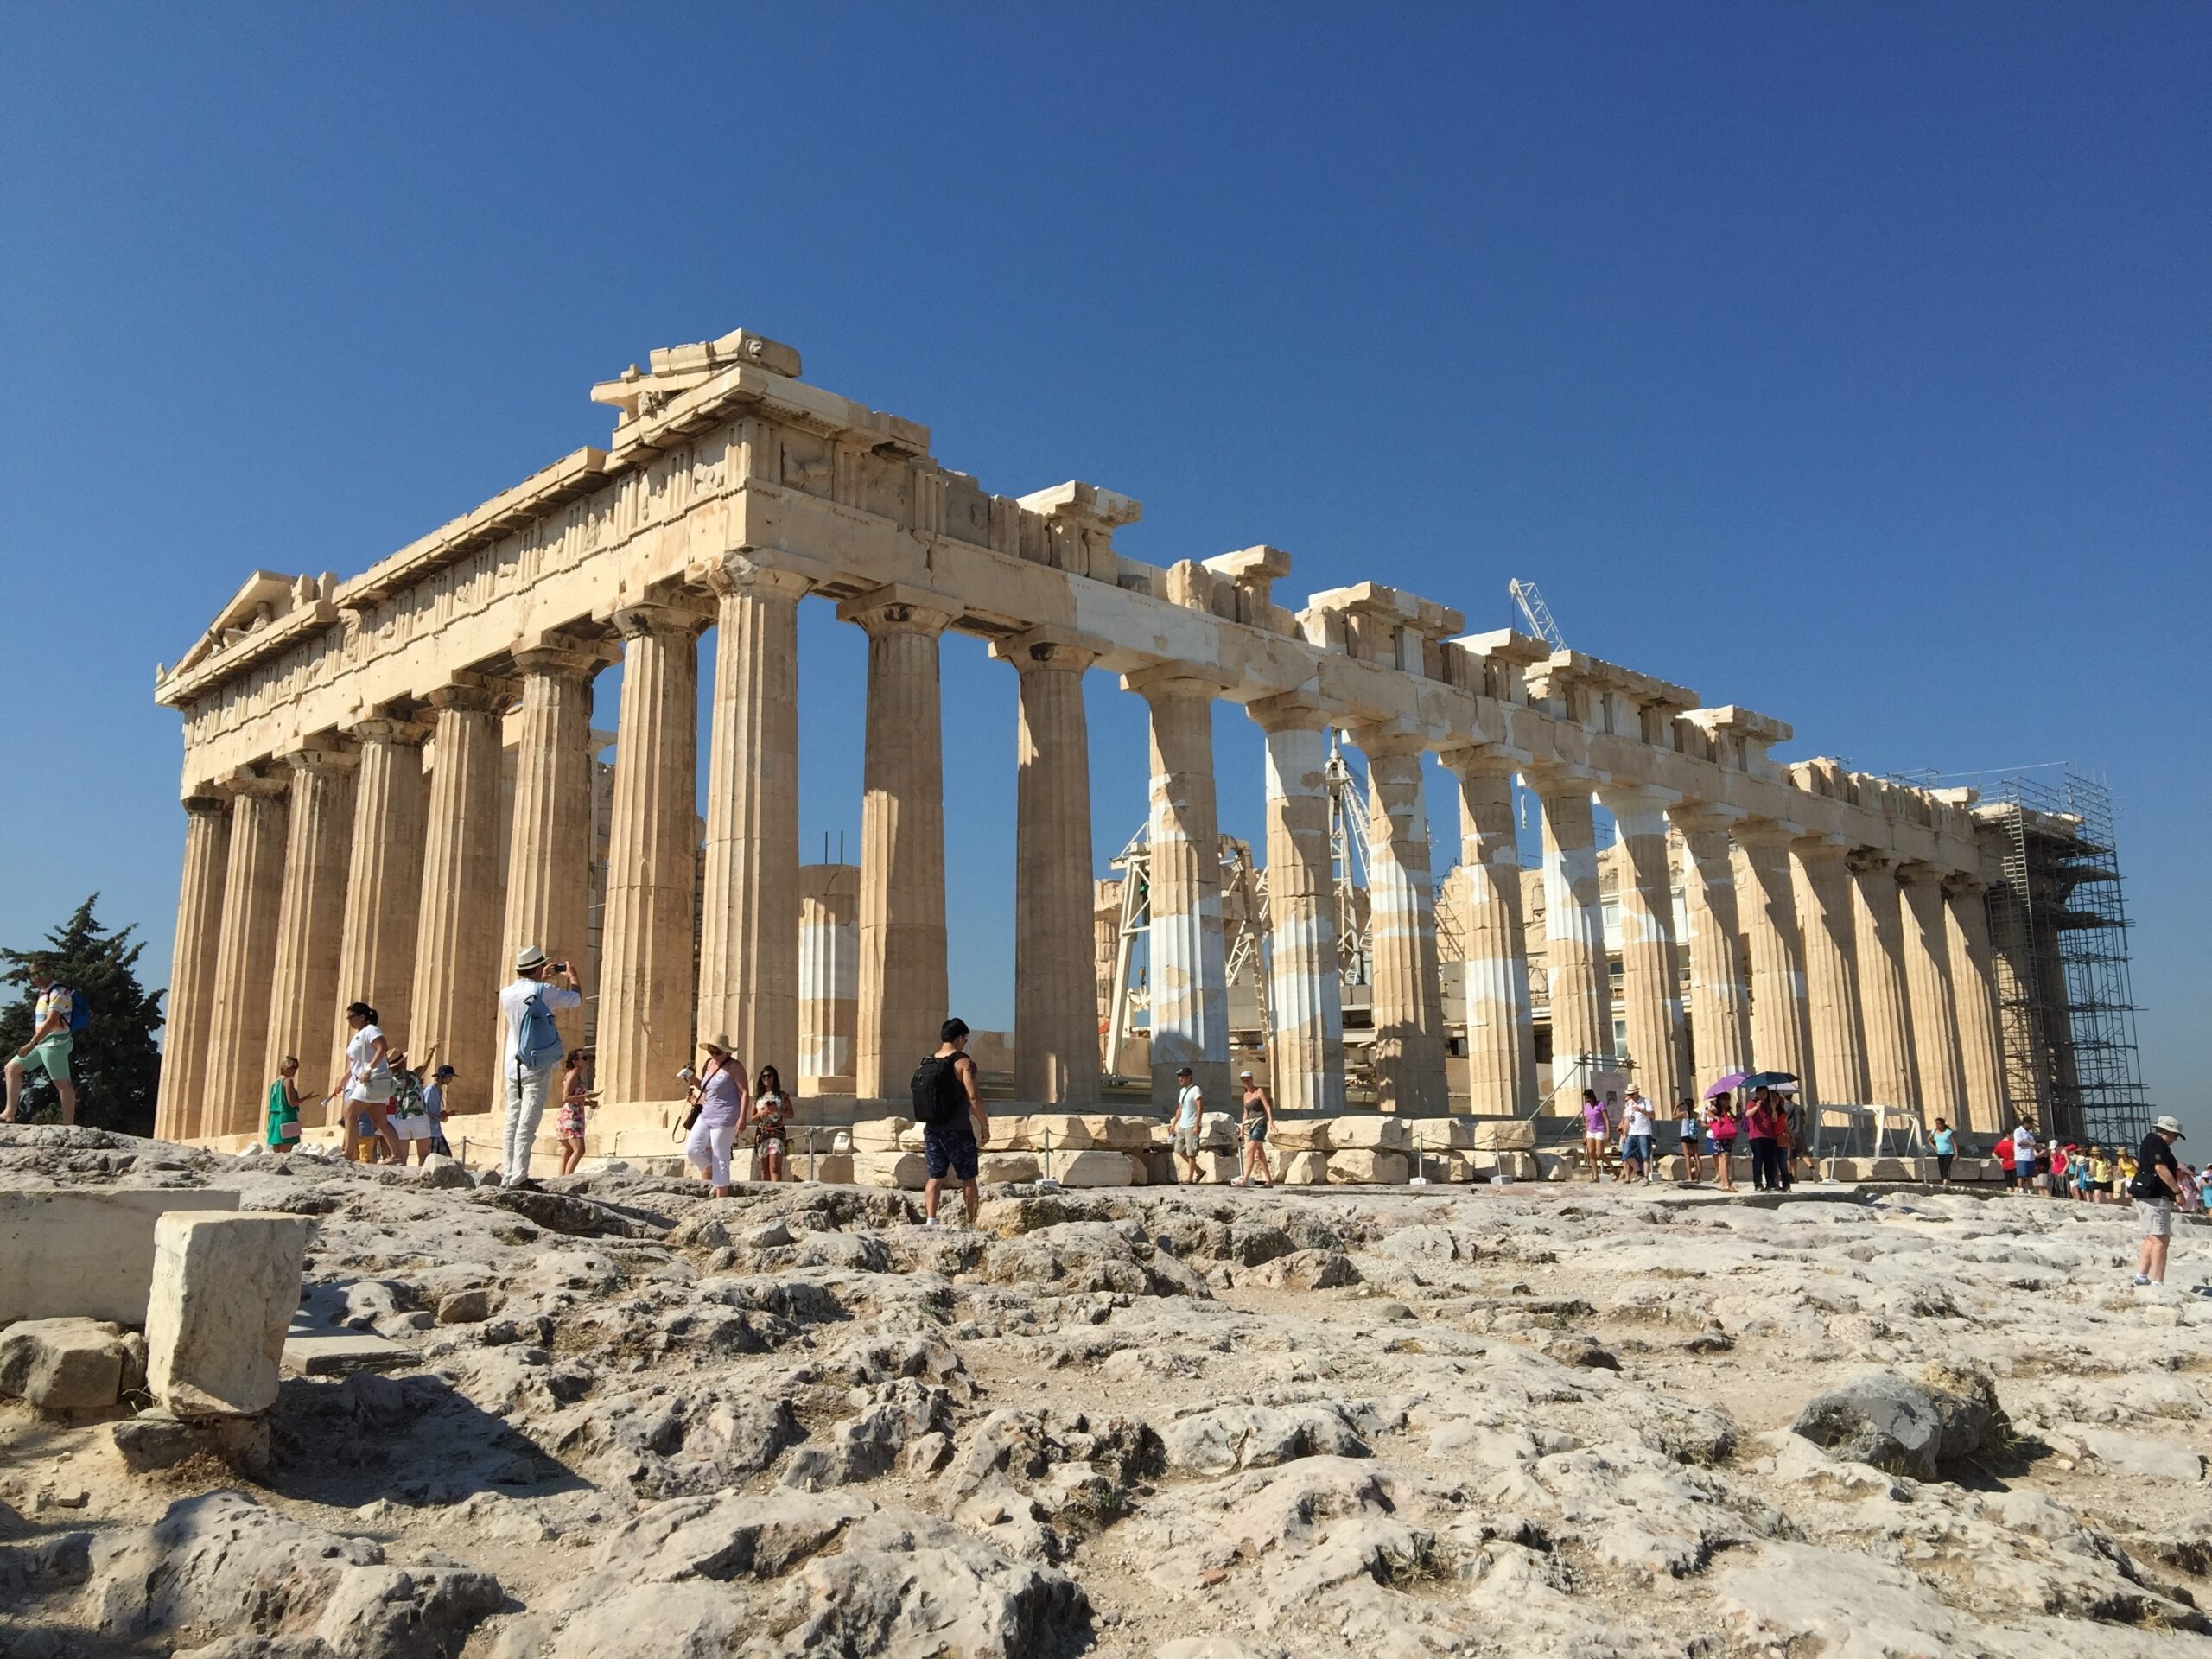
683;1035;749;1198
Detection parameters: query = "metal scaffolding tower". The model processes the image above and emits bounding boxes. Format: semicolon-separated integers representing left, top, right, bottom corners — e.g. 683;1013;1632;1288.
1978;768;2153;1147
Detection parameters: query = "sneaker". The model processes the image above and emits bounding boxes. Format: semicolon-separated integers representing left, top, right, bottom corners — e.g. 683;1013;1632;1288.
2132;1274;2152;1287
924;1215;943;1228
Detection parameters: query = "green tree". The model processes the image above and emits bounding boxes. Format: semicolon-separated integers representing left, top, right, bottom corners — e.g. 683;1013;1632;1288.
1;895;163;1133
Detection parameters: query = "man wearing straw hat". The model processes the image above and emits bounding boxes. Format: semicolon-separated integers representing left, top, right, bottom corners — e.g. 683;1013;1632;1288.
2128;1114;2189;1287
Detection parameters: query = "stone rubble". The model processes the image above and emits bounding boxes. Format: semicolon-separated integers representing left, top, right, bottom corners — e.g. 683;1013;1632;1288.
3;1124;2212;1659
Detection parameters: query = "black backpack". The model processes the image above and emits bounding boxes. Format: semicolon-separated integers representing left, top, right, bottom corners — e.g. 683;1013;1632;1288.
910;1055;967;1126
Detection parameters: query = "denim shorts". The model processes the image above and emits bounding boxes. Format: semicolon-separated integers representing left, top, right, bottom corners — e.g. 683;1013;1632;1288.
1624;1134;1653;1163
924;1122;980;1182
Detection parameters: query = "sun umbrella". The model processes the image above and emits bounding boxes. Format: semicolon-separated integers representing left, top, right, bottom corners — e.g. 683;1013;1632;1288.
1703;1071;1751;1099
1742;1071;1799;1089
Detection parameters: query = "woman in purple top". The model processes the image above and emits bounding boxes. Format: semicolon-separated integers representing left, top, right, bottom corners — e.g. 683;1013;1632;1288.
683;1035;749;1198
1579;1089;1611;1183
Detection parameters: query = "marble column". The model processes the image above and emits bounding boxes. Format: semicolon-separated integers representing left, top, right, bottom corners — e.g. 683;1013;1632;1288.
1131;668;1231;1111
798;863;859;1092
410;679;507;1116
1602;786;1687;1109
202;775;289;1140
1361;732;1446;1114
1848;850;1919;1113
1669;805;1751;1088
1899;863;1967;1126
502;637;609;1054
839;590;953;1100
1251;698;1344;1114
1944;875;2011;1135
1792;838;1866;1106
1731;822;1813;1087
1532;772;1613;1083
597;601;710;1105
329;719;427;1103
264;742;358;1089
1004;633;1101;1107
1443;749;1535;1116
697;560;810;1081
156;794;231;1141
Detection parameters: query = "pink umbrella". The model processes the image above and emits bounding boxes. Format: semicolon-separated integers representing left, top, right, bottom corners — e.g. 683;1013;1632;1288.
1703;1071;1750;1099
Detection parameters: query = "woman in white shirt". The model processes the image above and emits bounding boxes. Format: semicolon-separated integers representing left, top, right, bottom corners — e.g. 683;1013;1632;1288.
325;1001;400;1162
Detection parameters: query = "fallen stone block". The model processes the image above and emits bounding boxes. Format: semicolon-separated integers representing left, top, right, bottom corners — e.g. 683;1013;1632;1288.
1329;1149;1410;1185
1471;1118;1537;1151
0;1187;242;1325
283;1332;416;1377
0;1316;130;1409
1495;1151;1538;1181
1056;1149;1143;1187
1277;1150;1329;1185
1791;1364;2002;1481
1326;1115;1409;1151
851;1151;927;1191
976;1152;1042;1184
111;1407;272;1474
1267;1120;1330;1154
145;1211;311;1421
435;1287;493;1325
415;1154;474;1190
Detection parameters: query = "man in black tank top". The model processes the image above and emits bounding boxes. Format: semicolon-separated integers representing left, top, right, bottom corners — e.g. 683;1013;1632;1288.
924;1018;989;1226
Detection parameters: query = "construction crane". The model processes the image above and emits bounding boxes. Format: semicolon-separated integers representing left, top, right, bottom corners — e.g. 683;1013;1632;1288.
1507;578;1565;651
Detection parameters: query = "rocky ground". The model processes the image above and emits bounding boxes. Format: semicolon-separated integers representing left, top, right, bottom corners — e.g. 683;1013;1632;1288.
4;1123;2212;1658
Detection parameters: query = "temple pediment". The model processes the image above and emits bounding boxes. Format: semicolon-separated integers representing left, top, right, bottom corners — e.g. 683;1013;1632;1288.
156;570;337;700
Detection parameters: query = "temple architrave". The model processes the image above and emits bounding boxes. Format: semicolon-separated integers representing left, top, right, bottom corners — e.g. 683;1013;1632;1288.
153;327;2013;1147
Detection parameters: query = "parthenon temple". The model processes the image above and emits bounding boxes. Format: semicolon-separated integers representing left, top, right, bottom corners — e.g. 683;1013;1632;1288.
153;327;2019;1149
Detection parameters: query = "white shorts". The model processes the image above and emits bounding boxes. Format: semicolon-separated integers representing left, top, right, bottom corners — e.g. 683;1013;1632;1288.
391;1114;432;1141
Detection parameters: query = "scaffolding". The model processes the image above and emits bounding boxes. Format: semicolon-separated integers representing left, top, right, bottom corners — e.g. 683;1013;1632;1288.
1975;768;2153;1147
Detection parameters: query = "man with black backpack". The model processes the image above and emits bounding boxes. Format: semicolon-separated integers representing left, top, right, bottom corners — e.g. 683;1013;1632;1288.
497;945;582;1187
912;1017;988;1226
3;958;80;1126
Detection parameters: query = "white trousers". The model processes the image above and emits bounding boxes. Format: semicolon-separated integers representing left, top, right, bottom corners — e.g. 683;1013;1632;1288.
503;1064;557;1179
686;1117;738;1186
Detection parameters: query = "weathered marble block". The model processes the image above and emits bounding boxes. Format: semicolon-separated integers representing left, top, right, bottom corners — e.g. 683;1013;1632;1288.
144;1211;310;1420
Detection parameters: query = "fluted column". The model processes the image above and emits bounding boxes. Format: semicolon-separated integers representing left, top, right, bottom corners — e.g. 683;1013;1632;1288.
1669;805;1751;1088
503;637;611;1054
1731;822;1813;1086
1444;749;1535;1116
1361;730;1446;1114
1602;786;1686;1109
1251;698;1344;1114
1848;849;1919;1113
329;719;427;1103
157;794;232;1141
1532;771;1612;1082
798;863;859;1091
264;742;358;1089
697;559;810;1080
1944;875;2010;1135
202;775;289;1139
841;590;953;1100
410;679;508;1116
1899;863;1967;1125
1001;633;1101;1107
1130;668;1230;1110
598;601;711;1104
1793;838;1866;1106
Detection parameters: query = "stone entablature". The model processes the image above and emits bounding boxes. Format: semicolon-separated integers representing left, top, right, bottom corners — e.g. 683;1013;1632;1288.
154;328;1985;880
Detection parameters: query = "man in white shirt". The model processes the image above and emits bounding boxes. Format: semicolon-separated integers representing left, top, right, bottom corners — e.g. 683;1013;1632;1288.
1171;1067;1205;1184
2012;1122;2039;1196
1618;1085;1656;1185
498;946;583;1186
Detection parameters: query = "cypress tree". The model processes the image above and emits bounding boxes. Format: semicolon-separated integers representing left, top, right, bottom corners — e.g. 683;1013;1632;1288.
0;895;163;1134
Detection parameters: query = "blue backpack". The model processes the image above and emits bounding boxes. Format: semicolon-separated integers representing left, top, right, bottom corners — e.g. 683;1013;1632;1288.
66;988;90;1033
513;988;565;1076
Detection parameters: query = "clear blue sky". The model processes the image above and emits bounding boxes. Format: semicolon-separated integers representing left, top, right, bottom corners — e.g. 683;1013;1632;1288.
5;8;2205;1129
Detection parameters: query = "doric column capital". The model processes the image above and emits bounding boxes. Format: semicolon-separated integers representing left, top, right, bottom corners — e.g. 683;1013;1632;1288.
1437;741;1526;779
225;767;291;801
699;550;814;604
1730;816;1801;849
1247;690;1343;735
422;672;512;715
346;715;430;747
1122;661;1235;703
1667;800;1745;837
512;630;620;680
1941;871;1989;899
611;597;715;641
1597;782;1682;819
990;626;1101;677
1843;846;1902;877
1793;835;1856;864
1346;719;1432;760
181;791;232;817
1521;759;1598;799
282;738;359;778
836;584;957;639
1896;860;1948;889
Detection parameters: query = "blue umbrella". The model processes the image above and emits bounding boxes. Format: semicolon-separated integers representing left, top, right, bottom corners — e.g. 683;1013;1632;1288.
1742;1071;1799;1089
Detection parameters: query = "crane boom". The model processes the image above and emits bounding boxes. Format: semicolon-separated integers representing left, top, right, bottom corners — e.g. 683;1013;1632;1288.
1507;578;1565;651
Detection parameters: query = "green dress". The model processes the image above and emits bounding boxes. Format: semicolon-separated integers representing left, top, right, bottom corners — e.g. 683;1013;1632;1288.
266;1079;300;1147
